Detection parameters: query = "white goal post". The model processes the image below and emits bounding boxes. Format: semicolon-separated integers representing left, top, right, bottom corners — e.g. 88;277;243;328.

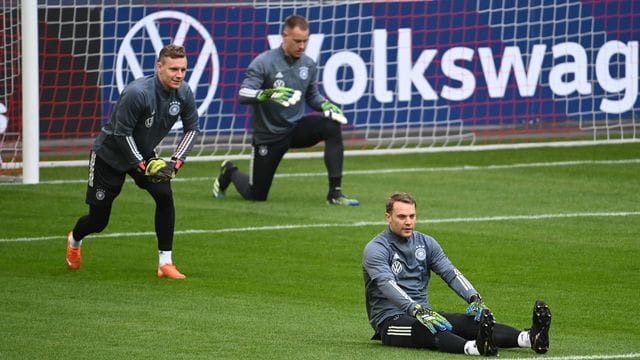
22;1;39;183
2;1;639;181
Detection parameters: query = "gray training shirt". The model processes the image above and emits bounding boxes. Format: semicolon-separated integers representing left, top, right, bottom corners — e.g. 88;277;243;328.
238;46;326;144
362;227;479;333
93;74;200;172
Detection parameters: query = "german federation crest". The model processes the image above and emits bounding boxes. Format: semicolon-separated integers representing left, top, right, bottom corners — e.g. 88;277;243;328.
169;101;181;116
299;66;309;80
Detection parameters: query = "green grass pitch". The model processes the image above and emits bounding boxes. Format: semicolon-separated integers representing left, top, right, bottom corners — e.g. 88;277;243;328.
1;143;639;359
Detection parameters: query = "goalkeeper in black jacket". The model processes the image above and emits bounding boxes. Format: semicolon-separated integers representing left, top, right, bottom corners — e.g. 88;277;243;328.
212;15;358;206
66;44;199;279
363;192;552;356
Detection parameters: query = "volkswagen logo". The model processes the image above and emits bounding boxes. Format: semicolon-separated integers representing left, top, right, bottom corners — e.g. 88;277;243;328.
115;10;219;117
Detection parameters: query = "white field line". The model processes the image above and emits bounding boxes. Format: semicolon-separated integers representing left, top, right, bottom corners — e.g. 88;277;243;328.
1;211;639;243
1;158;639;186
277;158;640;178
508;354;640;360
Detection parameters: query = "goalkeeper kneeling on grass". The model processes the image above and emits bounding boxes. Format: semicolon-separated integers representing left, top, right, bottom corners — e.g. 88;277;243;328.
363;192;552;356
66;44;199;279
211;14;358;206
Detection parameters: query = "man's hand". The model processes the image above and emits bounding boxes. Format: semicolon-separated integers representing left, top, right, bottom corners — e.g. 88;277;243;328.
136;161;146;174
170;158;183;174
257;87;301;107
414;304;453;334
321;101;347;124
466;294;490;322
144;158;174;183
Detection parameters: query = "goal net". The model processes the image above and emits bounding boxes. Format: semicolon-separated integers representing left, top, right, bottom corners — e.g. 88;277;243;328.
2;0;639;181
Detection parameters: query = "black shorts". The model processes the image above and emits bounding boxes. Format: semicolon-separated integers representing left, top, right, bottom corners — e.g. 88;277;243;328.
249;115;342;200
84;152;149;207
377;312;479;350
378;314;438;349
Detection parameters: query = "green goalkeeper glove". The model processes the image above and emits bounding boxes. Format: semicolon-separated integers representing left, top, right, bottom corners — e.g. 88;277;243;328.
466;294;490;322
144;158;175;183
257;87;301;107
413;304;453;334
321;101;347;124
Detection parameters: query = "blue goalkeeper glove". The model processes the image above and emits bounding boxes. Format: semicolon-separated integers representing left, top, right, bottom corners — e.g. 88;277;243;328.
257;87;301;107
321;101;347;124
413;304;453;334
466;294;490;322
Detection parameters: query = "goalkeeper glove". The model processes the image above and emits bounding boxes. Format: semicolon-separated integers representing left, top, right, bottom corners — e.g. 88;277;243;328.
413;304;453;334
321;101;347;124
466;294;490;322
144;158;175;183
257;87;301;107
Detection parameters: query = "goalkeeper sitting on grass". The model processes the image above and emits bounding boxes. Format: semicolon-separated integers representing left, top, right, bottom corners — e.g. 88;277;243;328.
66;44;199;279
212;14;358;206
363;192;552;356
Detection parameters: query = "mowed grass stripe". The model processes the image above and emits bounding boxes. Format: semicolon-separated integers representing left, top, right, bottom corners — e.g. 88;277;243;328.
2;158;638;186
2;210;638;243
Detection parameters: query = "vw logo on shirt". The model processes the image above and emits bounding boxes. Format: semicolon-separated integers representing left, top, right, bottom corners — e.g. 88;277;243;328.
391;260;403;275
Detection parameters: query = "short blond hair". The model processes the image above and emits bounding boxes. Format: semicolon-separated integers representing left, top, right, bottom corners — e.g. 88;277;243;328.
158;44;186;63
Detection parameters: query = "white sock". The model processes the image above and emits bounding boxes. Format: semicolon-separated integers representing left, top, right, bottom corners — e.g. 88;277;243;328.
518;330;531;347
464;340;480;356
68;232;82;248
159;250;172;266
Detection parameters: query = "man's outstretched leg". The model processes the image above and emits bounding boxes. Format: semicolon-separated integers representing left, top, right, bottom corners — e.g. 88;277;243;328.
529;300;551;353
462;309;498;356
67;204;112;270
147;181;185;279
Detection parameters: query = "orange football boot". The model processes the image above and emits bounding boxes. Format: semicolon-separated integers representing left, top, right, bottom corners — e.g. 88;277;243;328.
157;263;186;279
